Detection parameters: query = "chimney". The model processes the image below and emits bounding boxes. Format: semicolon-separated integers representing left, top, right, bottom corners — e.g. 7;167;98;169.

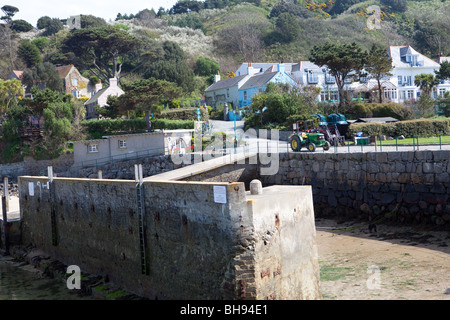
95;79;102;93
247;62;257;76
277;63;285;74
214;71;221;83
109;78;118;88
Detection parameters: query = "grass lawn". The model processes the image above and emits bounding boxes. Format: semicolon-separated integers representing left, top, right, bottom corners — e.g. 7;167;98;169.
372;135;450;146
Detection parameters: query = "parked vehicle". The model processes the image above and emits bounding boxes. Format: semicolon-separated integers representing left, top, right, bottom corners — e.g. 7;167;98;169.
289;120;331;152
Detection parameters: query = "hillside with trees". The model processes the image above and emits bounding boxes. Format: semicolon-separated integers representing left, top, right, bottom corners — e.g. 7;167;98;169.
1;0;450;162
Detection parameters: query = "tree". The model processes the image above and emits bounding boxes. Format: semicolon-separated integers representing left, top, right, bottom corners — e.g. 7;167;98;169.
169;0;204;14
1;5;18;23
414;73;439;97
436;61;450;81
380;0;407;13
116;78;181;132
194;57;220;77
0;78;24;117
275;13;301;43
37;16;51;29
22;62;63;93
42;18;64;36
365;44;393;103
10;19;33;32
310;42;366;108
17;40;42;67
140;41;195;93
80;15;107;28
62;26;142;84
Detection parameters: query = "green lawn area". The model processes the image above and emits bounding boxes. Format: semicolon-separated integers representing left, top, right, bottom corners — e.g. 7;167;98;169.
374;135;450;146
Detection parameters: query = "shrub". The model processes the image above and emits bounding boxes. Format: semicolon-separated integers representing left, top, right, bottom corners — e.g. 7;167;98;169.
346;102;413;121
348;119;450;137
156;107;208;121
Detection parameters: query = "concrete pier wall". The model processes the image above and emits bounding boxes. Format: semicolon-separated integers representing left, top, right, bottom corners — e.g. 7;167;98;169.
18;176;320;300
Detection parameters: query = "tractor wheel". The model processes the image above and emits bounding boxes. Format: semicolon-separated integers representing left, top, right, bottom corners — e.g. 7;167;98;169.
307;142;316;152
290;135;302;152
323;141;331;151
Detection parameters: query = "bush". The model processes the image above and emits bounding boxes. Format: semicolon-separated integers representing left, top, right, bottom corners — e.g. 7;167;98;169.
346;102;413;121
81;118;195;138
156;107;208;121
348;119;450;137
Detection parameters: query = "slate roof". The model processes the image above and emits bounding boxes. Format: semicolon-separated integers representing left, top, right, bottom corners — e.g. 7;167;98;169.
239;72;278;90
389;46;440;68
204;74;248;92
85;87;108;105
56;65;74;78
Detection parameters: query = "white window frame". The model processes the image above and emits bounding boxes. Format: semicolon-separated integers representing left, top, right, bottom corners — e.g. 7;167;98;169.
118;139;127;149
88;144;98;153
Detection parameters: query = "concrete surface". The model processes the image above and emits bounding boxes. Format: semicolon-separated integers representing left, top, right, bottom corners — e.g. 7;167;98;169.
0;196;20;221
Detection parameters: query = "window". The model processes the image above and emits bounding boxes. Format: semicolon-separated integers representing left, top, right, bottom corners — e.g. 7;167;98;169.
307;72;318;84
118;140;127;149
226;88;230;98
243;90;247;100
398;76;402;85
407;90;414;99
439;88;446;97
88;144;98;153
72;78;78;86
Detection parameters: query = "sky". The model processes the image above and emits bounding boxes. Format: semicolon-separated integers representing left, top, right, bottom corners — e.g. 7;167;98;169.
3;0;179;26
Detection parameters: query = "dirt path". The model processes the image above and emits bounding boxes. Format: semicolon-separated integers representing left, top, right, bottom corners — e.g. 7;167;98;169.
315;218;450;300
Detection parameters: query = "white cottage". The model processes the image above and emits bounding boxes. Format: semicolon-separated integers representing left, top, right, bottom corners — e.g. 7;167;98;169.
84;78;124;119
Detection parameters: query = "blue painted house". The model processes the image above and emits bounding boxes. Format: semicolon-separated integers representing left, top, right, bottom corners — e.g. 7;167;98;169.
204;63;297;109
238;64;297;108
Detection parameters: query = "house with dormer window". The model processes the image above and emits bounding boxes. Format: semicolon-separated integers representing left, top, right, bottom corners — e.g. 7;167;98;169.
204;63;296;109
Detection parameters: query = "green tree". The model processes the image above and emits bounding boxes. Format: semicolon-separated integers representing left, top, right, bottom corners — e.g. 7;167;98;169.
42;18;64;36
22;62;63;93
310;42;366;108
140;41;195;93
18;40;42;67
194;56;220;77
414;73;439;96
115;78;182;132
380;0;407;13
42;101;75;156
37;16;51;29
80;15;107;28
436;61;450;81
365;44;393;103
0;78;24;117
1;5;18;23
10;19;33;32
62;26;142;84
275;13;301;43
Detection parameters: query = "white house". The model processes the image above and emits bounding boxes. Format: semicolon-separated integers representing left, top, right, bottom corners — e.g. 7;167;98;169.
84;78;124;119
234;46;450;104
388;46;450;102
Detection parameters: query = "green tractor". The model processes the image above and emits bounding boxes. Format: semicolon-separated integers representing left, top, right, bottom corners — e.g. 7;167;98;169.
289;120;331;152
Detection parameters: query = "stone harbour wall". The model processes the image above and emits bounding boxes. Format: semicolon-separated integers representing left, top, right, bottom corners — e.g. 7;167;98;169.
18;176;320;300
259;150;450;226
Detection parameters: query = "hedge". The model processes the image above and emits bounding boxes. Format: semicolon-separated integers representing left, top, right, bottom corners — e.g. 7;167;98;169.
348;118;450;137
346;102;414;121
155;107;208;121
81;118;194;138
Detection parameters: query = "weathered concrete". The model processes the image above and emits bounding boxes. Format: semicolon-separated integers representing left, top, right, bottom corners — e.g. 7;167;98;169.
17;175;320;300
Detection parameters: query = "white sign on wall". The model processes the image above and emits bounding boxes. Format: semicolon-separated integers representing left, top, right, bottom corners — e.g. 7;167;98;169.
213;186;227;204
28;182;34;196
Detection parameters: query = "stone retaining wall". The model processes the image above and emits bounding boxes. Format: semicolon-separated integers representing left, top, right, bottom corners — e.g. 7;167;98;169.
259;151;450;226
